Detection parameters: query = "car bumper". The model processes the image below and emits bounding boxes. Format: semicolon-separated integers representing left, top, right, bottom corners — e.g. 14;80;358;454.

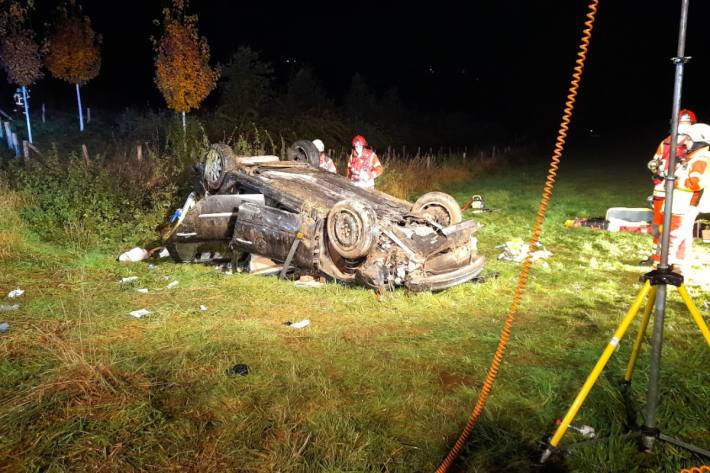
405;255;486;292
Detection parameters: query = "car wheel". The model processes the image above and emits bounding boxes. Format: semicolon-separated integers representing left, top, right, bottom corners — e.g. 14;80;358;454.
203;143;237;191
412;192;463;227
326;200;378;259
286;139;320;167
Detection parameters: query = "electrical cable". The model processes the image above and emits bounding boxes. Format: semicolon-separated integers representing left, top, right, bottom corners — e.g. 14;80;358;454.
434;1;600;471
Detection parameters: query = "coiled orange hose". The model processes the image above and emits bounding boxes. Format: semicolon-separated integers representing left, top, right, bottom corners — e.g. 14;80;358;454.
435;1;600;471
681;467;710;473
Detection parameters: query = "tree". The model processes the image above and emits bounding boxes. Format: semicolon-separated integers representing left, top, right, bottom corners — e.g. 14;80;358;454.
284;66;326;114
344;73;376;121
153;0;219;131
216;45;274;126
45;1;101;132
0;0;42;144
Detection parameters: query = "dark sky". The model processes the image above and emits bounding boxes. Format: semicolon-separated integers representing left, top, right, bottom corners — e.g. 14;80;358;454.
9;1;710;141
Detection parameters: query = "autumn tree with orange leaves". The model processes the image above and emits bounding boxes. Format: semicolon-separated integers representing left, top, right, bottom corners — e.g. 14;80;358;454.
153;0;219;131
45;1;101;132
0;0;42;143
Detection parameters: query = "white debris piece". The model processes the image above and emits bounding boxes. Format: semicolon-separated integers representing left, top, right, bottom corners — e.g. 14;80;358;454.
248;254;282;275
0;322;9;332
496;239;552;263
158;248;170;258
120;276;139;284
7;288;24;299
199;305;207;312
289;319;310;329
129;309;151;318
136;288;149;294
294;280;324;289
0;304;20;313
148;264;156;270
118;247;150;262
165;281;179;289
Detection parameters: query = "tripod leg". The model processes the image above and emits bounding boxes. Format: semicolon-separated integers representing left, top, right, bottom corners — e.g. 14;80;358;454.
622;286;657;387
541;280;653;462
677;284;710;346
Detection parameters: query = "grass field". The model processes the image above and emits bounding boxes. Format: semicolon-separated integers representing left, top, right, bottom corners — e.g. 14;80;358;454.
1;148;708;472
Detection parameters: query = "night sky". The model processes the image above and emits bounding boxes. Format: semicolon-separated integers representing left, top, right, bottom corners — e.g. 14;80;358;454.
8;1;710;143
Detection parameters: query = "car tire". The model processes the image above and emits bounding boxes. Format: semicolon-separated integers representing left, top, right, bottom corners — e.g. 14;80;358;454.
326;199;378;259
412;192;463;227
286;139;320;167
203;143;237;191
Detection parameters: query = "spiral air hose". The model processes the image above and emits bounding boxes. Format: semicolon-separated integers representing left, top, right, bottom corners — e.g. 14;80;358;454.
434;1;600;471
681;467;710;473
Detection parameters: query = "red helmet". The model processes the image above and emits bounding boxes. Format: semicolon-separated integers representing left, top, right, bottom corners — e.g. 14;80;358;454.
351;135;367;147
679;109;697;124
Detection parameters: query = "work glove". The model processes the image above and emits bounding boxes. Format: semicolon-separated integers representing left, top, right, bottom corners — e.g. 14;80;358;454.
647;158;661;174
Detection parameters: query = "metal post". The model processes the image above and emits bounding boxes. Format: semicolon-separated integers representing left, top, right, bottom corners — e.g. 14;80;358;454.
21;85;32;144
76;83;84;132
642;0;690;452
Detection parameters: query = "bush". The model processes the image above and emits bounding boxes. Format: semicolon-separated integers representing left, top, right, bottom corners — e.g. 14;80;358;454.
5;146;177;249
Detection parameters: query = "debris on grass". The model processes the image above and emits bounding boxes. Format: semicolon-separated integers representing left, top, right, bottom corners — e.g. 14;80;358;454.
129;309;151;318
165;281;179;289
0;322;9;332
0;304;20;313
7;288;24;299
120;276;139;284
294;275;324;289
158;248;170;258
248;254;282;276
496;239;552;263
118;247;150;262
199;305;207;312
148;264;156;270
226;363;250;377
136;288;149;294
285;319;311;329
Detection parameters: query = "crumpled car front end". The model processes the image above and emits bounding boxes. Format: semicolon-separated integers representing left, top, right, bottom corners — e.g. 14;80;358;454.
344;218;485;292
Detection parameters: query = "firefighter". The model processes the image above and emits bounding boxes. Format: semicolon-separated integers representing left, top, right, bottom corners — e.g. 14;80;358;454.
655;122;710;273
312;139;337;173
346;135;383;189
642;108;696;265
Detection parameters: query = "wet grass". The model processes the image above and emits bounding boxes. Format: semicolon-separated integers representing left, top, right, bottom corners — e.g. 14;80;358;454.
0;153;709;472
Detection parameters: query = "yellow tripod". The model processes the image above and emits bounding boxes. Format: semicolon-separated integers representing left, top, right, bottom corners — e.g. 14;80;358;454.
540;269;710;462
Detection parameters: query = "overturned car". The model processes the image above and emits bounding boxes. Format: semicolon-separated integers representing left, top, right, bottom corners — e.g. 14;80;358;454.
164;141;485;292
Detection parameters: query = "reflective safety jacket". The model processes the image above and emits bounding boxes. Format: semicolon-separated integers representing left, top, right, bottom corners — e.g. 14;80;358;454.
650;136;688;198
346;148;383;188
672;145;710;213
319;152;337;173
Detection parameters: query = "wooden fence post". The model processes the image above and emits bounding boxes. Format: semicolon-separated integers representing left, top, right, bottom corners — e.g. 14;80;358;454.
136;143;142;161
81;144;90;165
12;133;20;157
22;140;29;161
